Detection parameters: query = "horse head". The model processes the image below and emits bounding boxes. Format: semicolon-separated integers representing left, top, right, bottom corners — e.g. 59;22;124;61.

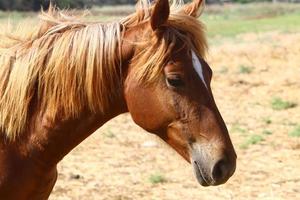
123;0;236;186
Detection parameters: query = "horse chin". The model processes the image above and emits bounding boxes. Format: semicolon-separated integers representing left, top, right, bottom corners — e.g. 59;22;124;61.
192;159;211;187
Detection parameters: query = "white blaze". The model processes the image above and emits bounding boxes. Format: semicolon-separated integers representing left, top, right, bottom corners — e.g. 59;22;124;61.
192;50;207;89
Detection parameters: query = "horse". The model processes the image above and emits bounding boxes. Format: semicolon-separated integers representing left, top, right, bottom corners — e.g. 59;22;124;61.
0;0;236;199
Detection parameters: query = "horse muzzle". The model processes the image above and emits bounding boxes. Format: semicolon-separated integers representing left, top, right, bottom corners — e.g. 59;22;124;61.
190;144;236;186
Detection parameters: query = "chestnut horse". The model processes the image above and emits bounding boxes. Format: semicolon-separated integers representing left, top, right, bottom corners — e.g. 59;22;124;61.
0;0;236;199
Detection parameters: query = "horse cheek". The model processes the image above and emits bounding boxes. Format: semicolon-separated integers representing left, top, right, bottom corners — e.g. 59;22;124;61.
125;85;172;133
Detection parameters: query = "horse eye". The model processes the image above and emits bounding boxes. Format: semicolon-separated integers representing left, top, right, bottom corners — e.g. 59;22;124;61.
166;76;184;88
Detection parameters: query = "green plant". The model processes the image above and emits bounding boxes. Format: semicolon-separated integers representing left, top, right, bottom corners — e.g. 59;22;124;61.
262;130;272;135
104;130;115;138
239;65;253;74
271;97;297;110
232;0;254;4
289;125;300;137
263;117;272;125
231;124;247;134
149;173;166;184
218;66;228;74
240;135;264;149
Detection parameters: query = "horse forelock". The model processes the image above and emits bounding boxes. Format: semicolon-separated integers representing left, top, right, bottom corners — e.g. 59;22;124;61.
129;14;208;84
0;0;207;140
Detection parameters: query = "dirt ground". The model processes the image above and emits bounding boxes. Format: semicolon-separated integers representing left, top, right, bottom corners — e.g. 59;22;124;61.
49;31;300;200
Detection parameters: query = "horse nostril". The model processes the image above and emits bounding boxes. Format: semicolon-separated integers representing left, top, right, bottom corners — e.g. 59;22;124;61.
212;159;227;182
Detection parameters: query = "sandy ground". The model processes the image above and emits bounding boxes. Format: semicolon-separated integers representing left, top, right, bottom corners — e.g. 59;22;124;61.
49;31;300;200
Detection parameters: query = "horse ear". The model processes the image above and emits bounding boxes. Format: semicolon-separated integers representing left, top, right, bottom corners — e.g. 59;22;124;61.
183;0;205;17
150;0;170;31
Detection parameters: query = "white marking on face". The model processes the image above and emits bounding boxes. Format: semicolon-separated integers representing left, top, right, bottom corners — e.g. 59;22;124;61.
192;50;207;89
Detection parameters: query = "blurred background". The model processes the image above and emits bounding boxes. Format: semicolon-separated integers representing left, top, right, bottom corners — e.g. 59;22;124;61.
1;0;299;200
1;0;300;10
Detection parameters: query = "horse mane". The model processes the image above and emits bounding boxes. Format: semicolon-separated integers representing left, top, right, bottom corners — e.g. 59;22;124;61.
0;0;207;140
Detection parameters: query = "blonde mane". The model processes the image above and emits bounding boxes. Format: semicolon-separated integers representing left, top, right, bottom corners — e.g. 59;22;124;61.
0;0;207;140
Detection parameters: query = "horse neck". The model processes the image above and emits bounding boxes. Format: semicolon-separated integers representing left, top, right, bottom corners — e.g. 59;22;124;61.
22;48;135;170
22;95;124;170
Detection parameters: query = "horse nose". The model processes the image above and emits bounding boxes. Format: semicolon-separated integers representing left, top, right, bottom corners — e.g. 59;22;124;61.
211;157;236;184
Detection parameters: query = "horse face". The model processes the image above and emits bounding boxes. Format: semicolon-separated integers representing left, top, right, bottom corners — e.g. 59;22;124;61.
125;42;236;186
124;0;236;186
162;44;237;186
